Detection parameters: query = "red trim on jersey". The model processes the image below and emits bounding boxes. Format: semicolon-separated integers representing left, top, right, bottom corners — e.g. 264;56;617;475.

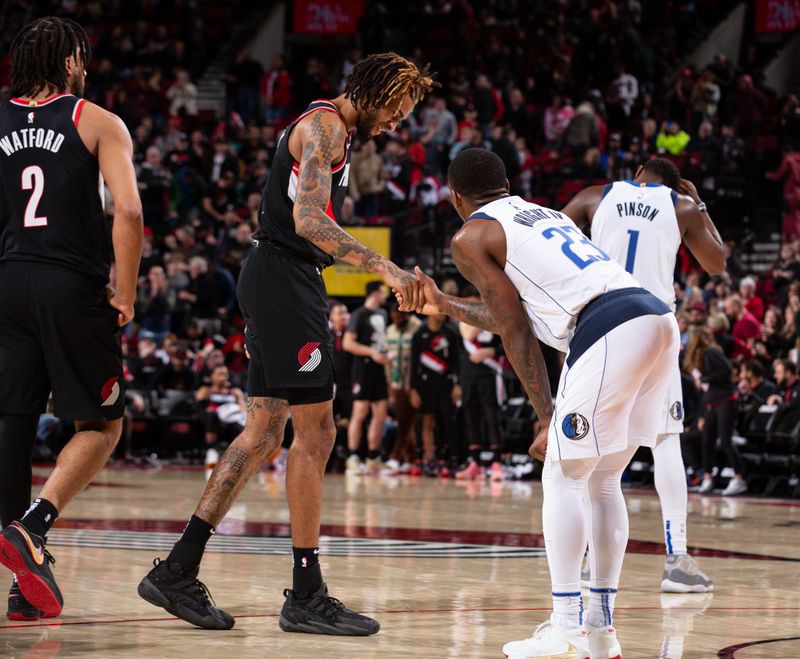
10;93;70;107
291;101;351;172
72;99;87;127
325;200;336;221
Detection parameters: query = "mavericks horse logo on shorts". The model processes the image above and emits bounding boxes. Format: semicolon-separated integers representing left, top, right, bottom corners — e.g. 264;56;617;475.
670;401;683;421
562;412;589;440
297;341;322;372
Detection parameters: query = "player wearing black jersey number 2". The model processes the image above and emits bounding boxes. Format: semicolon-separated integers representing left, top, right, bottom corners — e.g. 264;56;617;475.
0;17;143;621
138;53;435;635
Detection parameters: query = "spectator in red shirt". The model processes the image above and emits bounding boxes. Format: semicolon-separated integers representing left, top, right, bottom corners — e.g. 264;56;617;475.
739;276;764;321
724;294;761;360
262;55;292;125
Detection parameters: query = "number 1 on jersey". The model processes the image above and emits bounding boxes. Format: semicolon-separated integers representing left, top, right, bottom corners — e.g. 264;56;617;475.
21;165;47;228
625;229;639;273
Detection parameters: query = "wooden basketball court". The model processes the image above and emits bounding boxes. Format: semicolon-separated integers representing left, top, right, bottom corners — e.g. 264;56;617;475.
2;466;798;657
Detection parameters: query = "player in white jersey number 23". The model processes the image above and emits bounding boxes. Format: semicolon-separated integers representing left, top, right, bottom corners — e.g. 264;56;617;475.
396;148;680;659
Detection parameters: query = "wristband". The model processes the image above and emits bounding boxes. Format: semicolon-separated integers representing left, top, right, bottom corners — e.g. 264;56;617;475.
696;201;707;213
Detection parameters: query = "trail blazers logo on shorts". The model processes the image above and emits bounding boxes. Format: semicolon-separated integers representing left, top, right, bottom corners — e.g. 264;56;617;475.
298;341;322;372
100;376;120;407
562;412;590;440
670;401;683;421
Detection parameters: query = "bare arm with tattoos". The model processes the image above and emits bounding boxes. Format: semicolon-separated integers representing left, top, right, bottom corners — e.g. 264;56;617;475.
291;110;422;309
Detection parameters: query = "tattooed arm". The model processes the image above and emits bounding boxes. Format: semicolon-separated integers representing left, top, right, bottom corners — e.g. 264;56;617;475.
292;110;421;309
447;220;552;422
405;266;499;332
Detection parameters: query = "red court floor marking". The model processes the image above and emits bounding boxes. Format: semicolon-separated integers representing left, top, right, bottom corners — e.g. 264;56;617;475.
717;636;800;658
3;606;800;631
50;518;800;563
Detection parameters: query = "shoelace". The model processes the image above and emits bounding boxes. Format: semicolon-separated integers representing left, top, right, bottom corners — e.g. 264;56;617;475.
284;589;346;621
152;558;215;607
40;537;56;567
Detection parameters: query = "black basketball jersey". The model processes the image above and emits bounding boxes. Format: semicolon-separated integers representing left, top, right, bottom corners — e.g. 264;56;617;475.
0;93;108;280
253;100;352;267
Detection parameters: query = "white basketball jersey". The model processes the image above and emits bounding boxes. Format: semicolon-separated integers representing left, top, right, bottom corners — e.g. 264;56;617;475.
591;181;681;310
473;196;638;353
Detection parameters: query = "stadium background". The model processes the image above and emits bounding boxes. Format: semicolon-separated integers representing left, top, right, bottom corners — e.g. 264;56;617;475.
2;0;800;494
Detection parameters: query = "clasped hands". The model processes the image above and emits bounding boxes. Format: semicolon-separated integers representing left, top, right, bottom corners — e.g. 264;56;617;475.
393;266;443;315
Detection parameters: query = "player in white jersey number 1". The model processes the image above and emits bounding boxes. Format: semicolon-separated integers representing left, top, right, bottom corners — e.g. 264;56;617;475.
562;158;725;595
398;148;682;659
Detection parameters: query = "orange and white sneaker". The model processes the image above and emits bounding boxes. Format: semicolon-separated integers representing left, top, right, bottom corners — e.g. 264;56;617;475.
586;623;622;659
502;615;591;658
455;460;484;480
0;522;62;617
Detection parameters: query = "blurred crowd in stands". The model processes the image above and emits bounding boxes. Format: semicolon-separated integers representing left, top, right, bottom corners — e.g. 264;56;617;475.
4;1;800;493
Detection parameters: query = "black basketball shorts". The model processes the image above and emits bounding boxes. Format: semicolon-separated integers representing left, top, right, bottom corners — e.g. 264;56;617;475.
236;248;334;404
351;358;389;402
0;265;125;420
462;376;499;409
416;375;452;415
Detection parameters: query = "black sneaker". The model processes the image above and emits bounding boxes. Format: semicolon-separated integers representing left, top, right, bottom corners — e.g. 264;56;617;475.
0;522;62;617
279;583;380;636
137;558;235;630
7;578;40;621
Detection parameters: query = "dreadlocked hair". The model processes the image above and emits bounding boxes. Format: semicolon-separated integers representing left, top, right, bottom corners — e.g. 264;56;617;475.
10;17;91;98
344;52;437;111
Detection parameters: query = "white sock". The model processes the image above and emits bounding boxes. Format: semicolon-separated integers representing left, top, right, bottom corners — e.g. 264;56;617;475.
542;457;595;629
653;434;688;555
552;585;584;629
587;587;617;627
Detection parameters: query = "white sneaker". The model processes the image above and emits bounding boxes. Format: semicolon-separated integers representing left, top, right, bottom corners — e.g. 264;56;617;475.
204;447;220;467
661;554;713;593
721;478;747;496
586;623;622;659
502;615;591;659
364;457;384;476
345;454;363;476
696;478;713;494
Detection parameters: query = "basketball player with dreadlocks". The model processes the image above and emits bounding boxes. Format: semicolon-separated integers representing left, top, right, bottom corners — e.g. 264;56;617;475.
138;53;435;635
0;17;142;620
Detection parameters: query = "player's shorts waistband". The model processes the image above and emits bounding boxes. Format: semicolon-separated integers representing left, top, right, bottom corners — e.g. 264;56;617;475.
251;238;329;269
567;287;671;369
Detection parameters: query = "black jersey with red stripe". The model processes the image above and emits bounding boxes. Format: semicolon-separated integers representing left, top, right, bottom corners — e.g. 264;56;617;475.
253;100;352;267
410;322;460;389
0;94;108;280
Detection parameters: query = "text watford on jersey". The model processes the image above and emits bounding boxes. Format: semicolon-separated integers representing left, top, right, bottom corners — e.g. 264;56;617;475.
0;127;65;156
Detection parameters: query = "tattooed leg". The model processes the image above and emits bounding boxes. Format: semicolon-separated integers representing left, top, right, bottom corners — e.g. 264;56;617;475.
194;396;289;526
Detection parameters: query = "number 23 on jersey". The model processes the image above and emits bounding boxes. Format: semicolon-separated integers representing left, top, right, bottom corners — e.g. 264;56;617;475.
543;224;610;270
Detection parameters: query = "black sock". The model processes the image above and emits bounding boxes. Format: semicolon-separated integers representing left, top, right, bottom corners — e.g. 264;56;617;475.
19;498;58;537
367;449;380;460
292;546;322;597
490;447;501;463
348;449;359;458
469;446;481;463
167;515;215;568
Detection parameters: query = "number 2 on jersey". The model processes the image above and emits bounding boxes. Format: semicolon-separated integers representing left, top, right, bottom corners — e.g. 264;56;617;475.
21;165;47;228
624;229;640;273
543;225;610;270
